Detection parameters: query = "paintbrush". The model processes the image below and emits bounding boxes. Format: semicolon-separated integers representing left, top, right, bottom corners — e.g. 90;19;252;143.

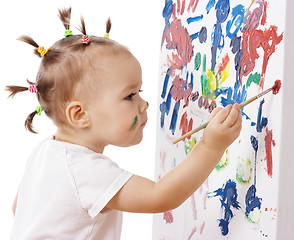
172;80;281;144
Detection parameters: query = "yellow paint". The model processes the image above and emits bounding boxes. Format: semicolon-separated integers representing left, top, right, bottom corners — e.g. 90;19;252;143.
220;63;230;84
207;69;217;91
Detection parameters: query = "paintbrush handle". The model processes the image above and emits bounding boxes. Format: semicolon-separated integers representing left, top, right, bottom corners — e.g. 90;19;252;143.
173;87;273;144
172;121;209;144
239;95;258;108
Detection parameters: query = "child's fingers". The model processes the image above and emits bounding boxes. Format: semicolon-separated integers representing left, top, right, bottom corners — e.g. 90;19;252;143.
207;107;222;121
213;104;232;123
223;103;241;127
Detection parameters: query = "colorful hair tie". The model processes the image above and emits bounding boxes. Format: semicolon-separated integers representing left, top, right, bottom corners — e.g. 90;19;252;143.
35;106;43;116
38;46;50;56
29;85;38;93
82;34;90;44
64;29;72;37
104;33;109;38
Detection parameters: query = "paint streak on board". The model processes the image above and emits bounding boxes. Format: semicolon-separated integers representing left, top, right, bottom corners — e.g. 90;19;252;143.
163;210;174;224
245;185;262;224
187;227;197;240
250;135;258;185
264;128;276;177
256;99;268;133
191;193;197;220
163;19;194;71
238;1;283;88
210;179;240;236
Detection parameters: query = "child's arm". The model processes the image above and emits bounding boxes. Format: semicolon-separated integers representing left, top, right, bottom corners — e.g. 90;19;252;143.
106;103;242;213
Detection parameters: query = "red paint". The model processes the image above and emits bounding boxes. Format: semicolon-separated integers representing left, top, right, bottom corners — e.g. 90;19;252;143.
264;128;276;177
171;76;193;106
179;112;193;139
261;0;268;26
188;0;199;12
239;1;283;88
272;79;281;95
239;26;283;88
217;53;230;76
163;19;193;71
191;193;197;220
163;210;174;224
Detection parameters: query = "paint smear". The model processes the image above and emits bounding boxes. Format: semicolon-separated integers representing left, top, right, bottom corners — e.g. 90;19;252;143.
164;19;194;71
246;72;261;88
245;185;262;224
187;227;197;240
264;128;276;177
163;210;174;224
236;158;252;183
256;99;268;133
209;179;240;236
129;116;138;130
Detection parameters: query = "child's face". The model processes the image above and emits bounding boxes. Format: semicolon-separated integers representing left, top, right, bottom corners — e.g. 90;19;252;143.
85;50;148;152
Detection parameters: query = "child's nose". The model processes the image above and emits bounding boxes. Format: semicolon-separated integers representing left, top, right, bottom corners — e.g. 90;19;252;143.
139;98;149;113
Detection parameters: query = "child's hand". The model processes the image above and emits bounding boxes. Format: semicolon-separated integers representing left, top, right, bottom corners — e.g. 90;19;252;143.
202;103;242;152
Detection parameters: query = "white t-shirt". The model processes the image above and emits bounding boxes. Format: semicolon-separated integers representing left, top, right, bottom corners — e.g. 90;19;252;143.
11;137;133;240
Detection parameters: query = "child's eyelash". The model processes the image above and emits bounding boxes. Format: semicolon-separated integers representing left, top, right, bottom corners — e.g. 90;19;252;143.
125;90;143;100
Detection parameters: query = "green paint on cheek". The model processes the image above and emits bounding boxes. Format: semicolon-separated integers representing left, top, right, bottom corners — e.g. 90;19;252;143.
129;115;138;130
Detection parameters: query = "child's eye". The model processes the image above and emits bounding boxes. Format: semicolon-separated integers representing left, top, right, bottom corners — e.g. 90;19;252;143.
124;90;143;100
125;93;136;100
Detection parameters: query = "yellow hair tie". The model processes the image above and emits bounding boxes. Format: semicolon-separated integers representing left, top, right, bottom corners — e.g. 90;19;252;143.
104;33;109;38
37;46;50;56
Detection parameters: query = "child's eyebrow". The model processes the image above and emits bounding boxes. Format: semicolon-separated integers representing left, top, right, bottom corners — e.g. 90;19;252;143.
121;83;142;93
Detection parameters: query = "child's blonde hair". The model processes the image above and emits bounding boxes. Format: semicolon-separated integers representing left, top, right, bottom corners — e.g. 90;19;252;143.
6;7;128;133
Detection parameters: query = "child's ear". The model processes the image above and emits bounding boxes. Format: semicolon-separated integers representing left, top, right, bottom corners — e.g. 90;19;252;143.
65;101;90;128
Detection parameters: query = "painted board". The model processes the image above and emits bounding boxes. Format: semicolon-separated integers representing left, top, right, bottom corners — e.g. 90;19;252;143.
153;0;294;239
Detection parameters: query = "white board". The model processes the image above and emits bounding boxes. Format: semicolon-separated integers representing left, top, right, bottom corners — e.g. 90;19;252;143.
153;0;294;239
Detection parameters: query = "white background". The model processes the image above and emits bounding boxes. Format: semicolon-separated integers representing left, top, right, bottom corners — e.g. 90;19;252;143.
0;0;162;239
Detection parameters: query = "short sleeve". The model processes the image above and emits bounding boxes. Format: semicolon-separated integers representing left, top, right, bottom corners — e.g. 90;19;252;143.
67;150;133;218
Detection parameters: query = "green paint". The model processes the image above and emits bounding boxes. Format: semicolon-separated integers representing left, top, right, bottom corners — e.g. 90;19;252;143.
236;158;252;184
194;52;201;71
202;54;206;72
215;150;229;170
246;72;261;88
129;115;138;130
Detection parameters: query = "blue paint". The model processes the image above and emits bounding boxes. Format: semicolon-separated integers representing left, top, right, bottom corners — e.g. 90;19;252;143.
250;135;258;153
198;27;207;43
256;99;268;133
230;34;241;54
161;68;171;99
226;5;245;39
250;135;258;185
245;185;262;218
160;88;173;128
220;81;247;106
206;0;216;14
162;0;173;46
190;72;194;89
169;101;181;134
191;32;199;40
215;0;230;23
209;179;240;236
162;0;173;27
211;23;224;70
187;15;203;24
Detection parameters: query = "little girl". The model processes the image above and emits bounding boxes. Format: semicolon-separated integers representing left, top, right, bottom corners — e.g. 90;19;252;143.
7;7;242;240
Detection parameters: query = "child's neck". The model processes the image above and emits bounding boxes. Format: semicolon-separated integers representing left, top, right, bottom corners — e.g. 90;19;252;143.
55;128;105;154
